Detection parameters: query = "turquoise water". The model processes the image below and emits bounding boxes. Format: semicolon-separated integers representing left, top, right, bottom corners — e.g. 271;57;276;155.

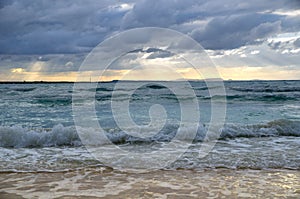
0;80;299;171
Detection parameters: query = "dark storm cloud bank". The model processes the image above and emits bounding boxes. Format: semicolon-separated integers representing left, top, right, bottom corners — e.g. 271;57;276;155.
0;0;300;55
190;14;282;50
0;0;130;54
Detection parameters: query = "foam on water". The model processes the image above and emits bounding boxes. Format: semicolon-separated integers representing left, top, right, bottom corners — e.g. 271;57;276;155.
0;119;299;148
1;136;299;172
0;124;80;148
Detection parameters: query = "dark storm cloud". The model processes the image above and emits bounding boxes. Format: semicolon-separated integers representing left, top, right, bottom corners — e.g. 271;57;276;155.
285;0;300;8
0;0;300;55
0;0;13;9
281;15;300;32
294;38;300;48
0;0;132;54
190;14;282;49
120;0;203;29
120;0;289;29
121;0;300;50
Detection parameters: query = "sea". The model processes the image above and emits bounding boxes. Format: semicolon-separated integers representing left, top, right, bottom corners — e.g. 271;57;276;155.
0;80;299;198
0;80;299;171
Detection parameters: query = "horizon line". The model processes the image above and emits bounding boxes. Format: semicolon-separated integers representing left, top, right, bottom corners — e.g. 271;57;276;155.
0;79;300;84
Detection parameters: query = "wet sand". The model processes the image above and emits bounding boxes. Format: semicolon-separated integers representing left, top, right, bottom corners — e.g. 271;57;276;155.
1;169;299;198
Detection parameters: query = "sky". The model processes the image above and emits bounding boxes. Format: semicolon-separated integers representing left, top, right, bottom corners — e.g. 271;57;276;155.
0;0;300;81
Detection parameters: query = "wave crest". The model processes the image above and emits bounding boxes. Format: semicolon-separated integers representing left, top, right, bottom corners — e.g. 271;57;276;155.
0;124;80;148
0;120;299;148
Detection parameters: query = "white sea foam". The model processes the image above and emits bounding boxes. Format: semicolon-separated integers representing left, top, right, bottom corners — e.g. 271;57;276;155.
0;120;299;148
0;124;80;148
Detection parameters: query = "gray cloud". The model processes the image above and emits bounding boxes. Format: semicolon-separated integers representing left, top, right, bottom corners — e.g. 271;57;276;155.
190;14;282;49
146;51;174;59
0;0;300;55
120;0;295;30
0;0;131;54
127;48;174;59
268;41;282;50
295;38;300;48
0;54;85;74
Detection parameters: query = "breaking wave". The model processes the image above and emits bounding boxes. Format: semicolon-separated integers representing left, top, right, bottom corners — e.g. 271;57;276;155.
0;120;299;148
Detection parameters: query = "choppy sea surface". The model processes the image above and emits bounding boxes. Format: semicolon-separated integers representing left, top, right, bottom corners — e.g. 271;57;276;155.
0;80;299;172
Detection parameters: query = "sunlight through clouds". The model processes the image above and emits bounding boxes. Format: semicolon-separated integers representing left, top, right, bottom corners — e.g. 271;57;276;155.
0;0;299;81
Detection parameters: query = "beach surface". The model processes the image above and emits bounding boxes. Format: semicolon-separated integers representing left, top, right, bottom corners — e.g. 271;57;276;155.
1;169;300;198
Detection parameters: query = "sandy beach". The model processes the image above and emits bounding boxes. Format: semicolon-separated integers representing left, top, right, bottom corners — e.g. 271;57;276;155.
1;168;299;198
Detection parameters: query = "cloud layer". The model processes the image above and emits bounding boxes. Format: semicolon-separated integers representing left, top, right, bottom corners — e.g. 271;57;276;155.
0;0;299;80
1;0;300;54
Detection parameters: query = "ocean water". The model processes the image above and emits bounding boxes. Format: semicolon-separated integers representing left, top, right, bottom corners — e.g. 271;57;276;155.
0;80;299;172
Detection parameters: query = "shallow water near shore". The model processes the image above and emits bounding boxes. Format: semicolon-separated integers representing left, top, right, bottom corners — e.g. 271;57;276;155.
1;168;300;198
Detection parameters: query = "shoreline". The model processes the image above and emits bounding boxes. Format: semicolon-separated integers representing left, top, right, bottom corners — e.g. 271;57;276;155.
1;168;299;198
